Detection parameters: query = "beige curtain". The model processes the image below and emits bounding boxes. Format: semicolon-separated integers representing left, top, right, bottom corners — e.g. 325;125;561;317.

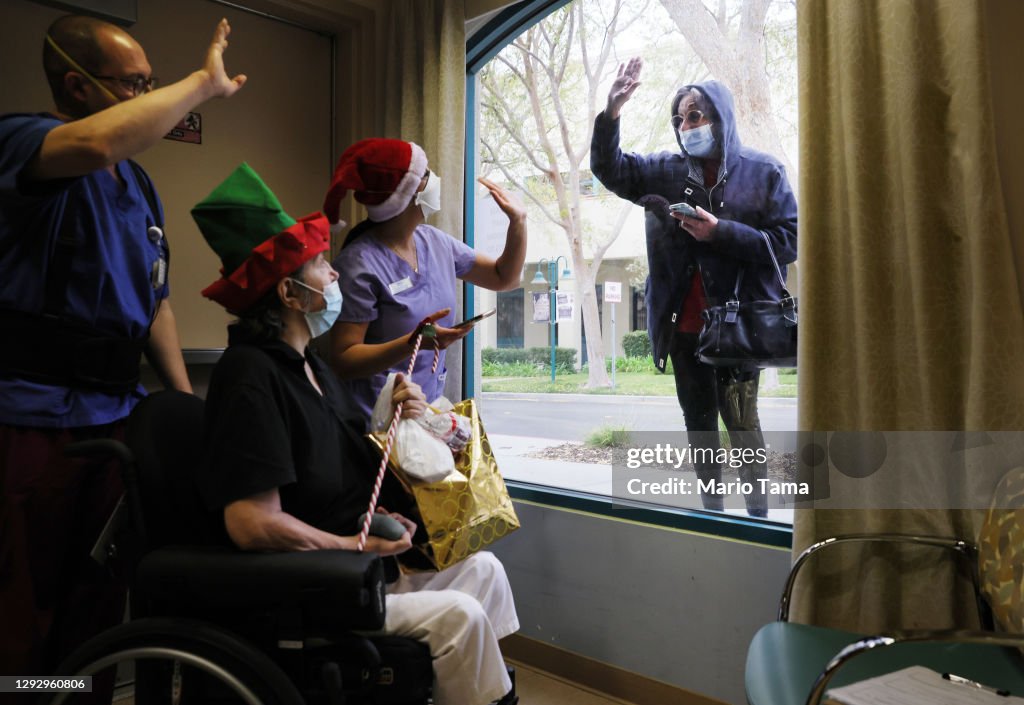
379;0;466;242
331;0;465;251
336;0;468;395
793;0;1024;631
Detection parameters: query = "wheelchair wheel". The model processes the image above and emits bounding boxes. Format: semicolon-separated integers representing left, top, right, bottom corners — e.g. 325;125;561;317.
49;617;305;705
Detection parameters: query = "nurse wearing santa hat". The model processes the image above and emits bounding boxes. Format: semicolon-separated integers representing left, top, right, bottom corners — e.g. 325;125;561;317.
323;138;526;422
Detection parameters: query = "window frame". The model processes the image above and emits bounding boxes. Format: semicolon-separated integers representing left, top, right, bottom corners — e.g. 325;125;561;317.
462;0;792;550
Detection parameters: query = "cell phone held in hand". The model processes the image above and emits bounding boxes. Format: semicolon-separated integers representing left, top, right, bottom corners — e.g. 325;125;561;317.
454;308;497;328
668;201;699;218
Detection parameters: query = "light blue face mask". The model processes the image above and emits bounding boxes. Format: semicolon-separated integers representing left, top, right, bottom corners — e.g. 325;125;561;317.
679;123;717;158
291;279;343;338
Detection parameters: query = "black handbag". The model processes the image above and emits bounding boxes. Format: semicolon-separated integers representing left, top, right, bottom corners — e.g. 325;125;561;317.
697;231;797;367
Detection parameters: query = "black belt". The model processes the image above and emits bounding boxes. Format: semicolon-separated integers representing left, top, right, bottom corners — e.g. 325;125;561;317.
0;309;147;393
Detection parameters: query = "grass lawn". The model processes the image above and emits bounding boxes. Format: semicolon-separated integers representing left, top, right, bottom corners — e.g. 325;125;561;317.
482;369;797;397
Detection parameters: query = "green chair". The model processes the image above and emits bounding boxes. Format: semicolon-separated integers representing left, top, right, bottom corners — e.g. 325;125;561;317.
744;533;1024;705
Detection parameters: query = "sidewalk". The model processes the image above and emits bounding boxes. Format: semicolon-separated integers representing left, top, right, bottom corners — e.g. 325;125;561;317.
490;432;795;524
489;433;612;494
483;391;798;406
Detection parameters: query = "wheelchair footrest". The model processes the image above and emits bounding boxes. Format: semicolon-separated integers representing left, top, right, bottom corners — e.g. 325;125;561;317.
307;636;432;705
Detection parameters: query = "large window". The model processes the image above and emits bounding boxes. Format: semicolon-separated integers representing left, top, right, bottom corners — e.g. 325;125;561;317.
468;0;798;533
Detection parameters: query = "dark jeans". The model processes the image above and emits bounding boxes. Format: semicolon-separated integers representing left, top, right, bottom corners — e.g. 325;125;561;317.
668;333;768;517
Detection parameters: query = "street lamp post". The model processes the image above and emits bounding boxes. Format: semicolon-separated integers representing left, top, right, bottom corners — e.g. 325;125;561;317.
532;256;571;383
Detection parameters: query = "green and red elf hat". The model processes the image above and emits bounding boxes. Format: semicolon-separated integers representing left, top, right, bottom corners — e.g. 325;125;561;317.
193;163;330;314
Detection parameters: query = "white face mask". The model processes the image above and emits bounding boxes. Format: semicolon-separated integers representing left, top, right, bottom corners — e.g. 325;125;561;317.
291;279;343;338
415;171;442;219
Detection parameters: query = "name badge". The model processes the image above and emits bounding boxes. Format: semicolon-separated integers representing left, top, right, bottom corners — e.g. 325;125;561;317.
151;257;167;289
389;277;413;295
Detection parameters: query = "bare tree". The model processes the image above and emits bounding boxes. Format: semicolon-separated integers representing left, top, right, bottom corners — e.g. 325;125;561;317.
480;0;649;387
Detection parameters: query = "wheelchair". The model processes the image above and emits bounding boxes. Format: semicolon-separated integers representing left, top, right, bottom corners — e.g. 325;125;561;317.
54;390;433;705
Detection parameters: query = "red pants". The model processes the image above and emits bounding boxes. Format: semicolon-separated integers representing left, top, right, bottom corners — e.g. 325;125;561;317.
0;422;128;688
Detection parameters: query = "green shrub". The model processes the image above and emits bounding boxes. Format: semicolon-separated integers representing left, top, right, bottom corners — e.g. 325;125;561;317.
576;353;674;376
526;346;576;371
585;425;632;448
482;347;576;372
604;355;658;373
621;330;651;358
481;360;542;377
482;348;522;365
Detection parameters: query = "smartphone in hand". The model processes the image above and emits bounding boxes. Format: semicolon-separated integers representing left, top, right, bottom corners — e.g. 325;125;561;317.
669;202;699;218
454;308;497;328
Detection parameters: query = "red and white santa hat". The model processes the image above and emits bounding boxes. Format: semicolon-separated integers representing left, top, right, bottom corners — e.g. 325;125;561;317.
322;138;428;230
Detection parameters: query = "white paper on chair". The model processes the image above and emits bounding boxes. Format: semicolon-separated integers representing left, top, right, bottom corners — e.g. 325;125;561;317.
825;666;1024;705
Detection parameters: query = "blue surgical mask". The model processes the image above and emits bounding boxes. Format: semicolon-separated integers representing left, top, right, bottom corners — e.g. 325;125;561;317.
679;123;717;158
291;279;343;338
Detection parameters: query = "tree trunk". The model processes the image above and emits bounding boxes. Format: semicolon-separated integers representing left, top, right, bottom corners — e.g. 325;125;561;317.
572;257;611;388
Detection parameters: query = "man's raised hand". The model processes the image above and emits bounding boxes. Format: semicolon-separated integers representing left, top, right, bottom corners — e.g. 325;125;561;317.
201;18;247;98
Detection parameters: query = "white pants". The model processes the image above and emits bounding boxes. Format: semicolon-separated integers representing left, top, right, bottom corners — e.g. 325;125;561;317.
384;551;519;705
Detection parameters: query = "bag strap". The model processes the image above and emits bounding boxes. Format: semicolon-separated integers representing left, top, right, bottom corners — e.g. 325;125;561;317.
759;231;798;326
722;231;794;325
357;324;438;552
758;230;789;293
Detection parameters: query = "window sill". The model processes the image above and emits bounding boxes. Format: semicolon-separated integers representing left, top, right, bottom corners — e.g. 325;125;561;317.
506;480;794;548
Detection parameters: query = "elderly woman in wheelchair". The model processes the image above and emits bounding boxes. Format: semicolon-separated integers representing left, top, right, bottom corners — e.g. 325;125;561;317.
178;163;520;705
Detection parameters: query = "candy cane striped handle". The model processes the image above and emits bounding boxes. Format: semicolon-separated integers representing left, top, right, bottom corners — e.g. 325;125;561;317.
356;333;423;551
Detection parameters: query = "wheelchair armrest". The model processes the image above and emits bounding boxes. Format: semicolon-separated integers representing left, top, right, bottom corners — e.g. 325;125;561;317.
63;438;135;466
804;629;1024;705
778;534;981;622
135;545;387;631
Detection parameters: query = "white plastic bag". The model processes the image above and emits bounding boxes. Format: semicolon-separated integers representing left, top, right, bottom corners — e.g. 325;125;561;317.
416;396;472;452
370;373;456;484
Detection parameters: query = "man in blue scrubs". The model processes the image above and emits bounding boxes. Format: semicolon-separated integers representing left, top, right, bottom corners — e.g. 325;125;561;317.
0;13;246;679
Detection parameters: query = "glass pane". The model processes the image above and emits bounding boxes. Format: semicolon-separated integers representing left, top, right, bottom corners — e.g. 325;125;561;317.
472;0;798;524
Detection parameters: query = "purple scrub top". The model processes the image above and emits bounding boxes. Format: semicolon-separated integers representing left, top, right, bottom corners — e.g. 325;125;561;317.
333;223;477;422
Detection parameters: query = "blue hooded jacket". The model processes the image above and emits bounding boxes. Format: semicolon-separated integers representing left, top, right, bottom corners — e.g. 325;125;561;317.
590;80;797;371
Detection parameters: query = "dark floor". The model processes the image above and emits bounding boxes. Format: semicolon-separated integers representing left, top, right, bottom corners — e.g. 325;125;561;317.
109;660;635;705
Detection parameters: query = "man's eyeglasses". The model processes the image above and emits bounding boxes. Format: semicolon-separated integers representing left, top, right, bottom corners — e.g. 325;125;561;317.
45;34;156;101
672;110;708;128
93;75;158;96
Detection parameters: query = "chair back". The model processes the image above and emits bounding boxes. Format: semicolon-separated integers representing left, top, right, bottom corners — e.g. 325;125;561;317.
125;390;218;549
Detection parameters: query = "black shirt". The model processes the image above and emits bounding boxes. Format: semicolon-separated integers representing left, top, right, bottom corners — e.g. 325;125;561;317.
201;331;382;538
